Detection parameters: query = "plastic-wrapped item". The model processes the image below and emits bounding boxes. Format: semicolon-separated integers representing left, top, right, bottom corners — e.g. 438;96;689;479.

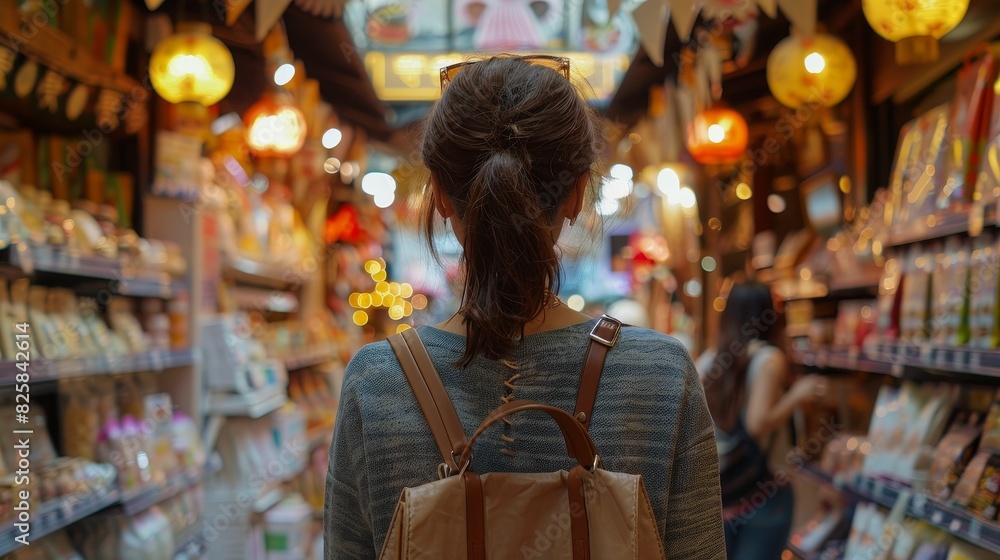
929;418;982;500
171;411;206;472
968;232;999;349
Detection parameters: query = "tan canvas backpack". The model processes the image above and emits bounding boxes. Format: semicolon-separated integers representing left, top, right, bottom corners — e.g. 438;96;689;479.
380;317;667;560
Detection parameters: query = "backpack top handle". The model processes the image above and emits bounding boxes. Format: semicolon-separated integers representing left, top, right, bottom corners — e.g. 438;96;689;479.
457;400;601;474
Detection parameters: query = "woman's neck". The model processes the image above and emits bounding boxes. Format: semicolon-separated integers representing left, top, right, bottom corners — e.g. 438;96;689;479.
435;302;592;337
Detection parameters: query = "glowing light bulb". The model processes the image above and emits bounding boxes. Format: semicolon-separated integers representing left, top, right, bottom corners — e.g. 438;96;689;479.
678;187;697;209
274;63;295;86
322;128;343;149
707;124;726;144
657;168;681;200
804;52;826;74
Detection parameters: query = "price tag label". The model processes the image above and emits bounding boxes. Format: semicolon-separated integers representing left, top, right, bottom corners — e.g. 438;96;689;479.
932;511;945;525
848;347;860;368
969;519;982;541
920;344;933;363
150;350;164;372
970;351;982;370
912;493;928;516
874;480;886;500
937;349;950;368
891;363;904;378
950;519;963;533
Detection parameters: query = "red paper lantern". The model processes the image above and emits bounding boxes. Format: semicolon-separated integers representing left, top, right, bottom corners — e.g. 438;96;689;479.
686;106;749;165
244;92;307;158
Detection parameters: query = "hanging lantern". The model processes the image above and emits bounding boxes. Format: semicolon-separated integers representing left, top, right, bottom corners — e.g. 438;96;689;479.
244;92;308;158
150;22;235;106
686;107;749;165
862;0;970;65
767;32;856;109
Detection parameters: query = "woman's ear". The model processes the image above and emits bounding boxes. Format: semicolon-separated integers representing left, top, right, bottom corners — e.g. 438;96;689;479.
431;178;455;219
564;172;589;224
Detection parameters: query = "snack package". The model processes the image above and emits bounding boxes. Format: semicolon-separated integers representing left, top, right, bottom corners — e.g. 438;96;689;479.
937;50;999;211
964;453;1000;520
900;245;934;343
948;540;1000;559
896;105;951;224
899;385;956;485
932;237;971;345
929;419;982;500
968;232;999;348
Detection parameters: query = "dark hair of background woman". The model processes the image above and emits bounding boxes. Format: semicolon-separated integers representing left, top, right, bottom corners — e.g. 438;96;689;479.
420;57;602;367
704;281;779;432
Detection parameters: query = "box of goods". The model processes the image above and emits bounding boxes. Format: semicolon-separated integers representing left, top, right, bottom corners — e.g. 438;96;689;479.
892;105;951;226
931;238;972;346
951;399;1000;520
929;416;982;501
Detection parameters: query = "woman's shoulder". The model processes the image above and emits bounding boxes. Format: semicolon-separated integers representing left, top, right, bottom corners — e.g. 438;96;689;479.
341;339;397;391
611;326;696;372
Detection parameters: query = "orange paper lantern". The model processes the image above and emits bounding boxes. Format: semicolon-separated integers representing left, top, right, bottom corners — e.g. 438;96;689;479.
244;93;307;158
686;107;749;165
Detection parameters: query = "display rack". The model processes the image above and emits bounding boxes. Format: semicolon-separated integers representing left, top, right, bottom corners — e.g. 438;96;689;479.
280;347;340;371
1;243;181;299
206;386;288;419
0;488;119;556
223;255;293;290
793;343;1000;382
0;348;198;385
120;454;223;516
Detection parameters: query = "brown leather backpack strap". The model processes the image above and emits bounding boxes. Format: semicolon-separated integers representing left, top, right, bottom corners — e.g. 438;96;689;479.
573;315;623;432
567;466;592;560
388;328;468;472
463;470;486;560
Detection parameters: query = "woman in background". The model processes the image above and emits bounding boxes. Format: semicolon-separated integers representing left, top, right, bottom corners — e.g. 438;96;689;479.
696;281;827;560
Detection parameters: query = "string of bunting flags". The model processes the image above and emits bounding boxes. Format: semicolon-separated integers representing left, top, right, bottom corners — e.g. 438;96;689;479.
623;0;818;66
0;43;146;134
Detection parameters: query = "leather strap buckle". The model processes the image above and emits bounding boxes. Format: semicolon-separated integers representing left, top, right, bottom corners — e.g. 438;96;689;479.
589;315;621;347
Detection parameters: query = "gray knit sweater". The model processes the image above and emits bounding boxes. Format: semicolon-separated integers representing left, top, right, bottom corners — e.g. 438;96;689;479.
324;320;726;558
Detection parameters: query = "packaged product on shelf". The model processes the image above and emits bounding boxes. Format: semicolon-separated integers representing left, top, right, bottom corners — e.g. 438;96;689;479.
0;406;58;468
929;415;983;500
898;245;928;343
951;400;1000;513
28;285;64;359
79;297;128;356
71;506;175;560
932;238;972;346
7;529;84;560
141;298;171;351
937;50;999;211
263;494;313;560
108;297;149;354
145;393;180;479
168;291;190;350
863;385;903;478
842;502;885;560
899;385;956;486
0;280;16;360
894;105;951;225
60;378;102;460
172;411;207;472
967;232;998;348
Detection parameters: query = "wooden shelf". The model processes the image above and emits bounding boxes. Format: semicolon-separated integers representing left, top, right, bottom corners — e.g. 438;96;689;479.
0;488;119;556
0;348;197;386
206;386;287;419
0;3;138;93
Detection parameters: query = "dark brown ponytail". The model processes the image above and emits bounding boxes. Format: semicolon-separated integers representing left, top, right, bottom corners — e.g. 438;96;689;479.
421;56;601;367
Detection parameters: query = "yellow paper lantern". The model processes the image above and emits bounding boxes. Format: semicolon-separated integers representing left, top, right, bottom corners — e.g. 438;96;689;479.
150;23;234;106
767;33;857;109
244;92;308;158
686;107;749;165
862;0;970;65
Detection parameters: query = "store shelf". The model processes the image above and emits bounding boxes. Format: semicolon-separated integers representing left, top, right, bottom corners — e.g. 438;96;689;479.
0;348;197;386
3;243;180;298
790;347;893;376
807;470;1000;555
206;386;287;418
0;488;119;556
223;255;293;289
232;286;299;313
884;211;996;248
252;486;285;513
279;347;339;370
173;519;207;560
121;454;223;515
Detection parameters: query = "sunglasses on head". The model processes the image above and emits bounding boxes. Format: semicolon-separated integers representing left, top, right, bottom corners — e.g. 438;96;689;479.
439;55;571;91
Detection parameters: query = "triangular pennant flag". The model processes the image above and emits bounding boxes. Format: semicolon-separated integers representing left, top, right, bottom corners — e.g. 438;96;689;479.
608;0;624;19
634;0;669;66
227;0;253;26
670;0;702;42
145;0;166;9
777;0;816;36
756;0;777;18
256;0;294;41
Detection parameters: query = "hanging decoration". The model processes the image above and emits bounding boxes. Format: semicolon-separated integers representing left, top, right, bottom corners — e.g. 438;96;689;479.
96;89;123;131
256;0;295;41
686;106;748;165
65;84;90;121
14;60;38;99
0;46;14;91
36;69;66;113
150;22;235;106
244;92;308;158
756;0;777;18
670;0;702;41
226;0;253;25
767;31;857;109
775;0;817;36
862;0;970;65
634;0;669;66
